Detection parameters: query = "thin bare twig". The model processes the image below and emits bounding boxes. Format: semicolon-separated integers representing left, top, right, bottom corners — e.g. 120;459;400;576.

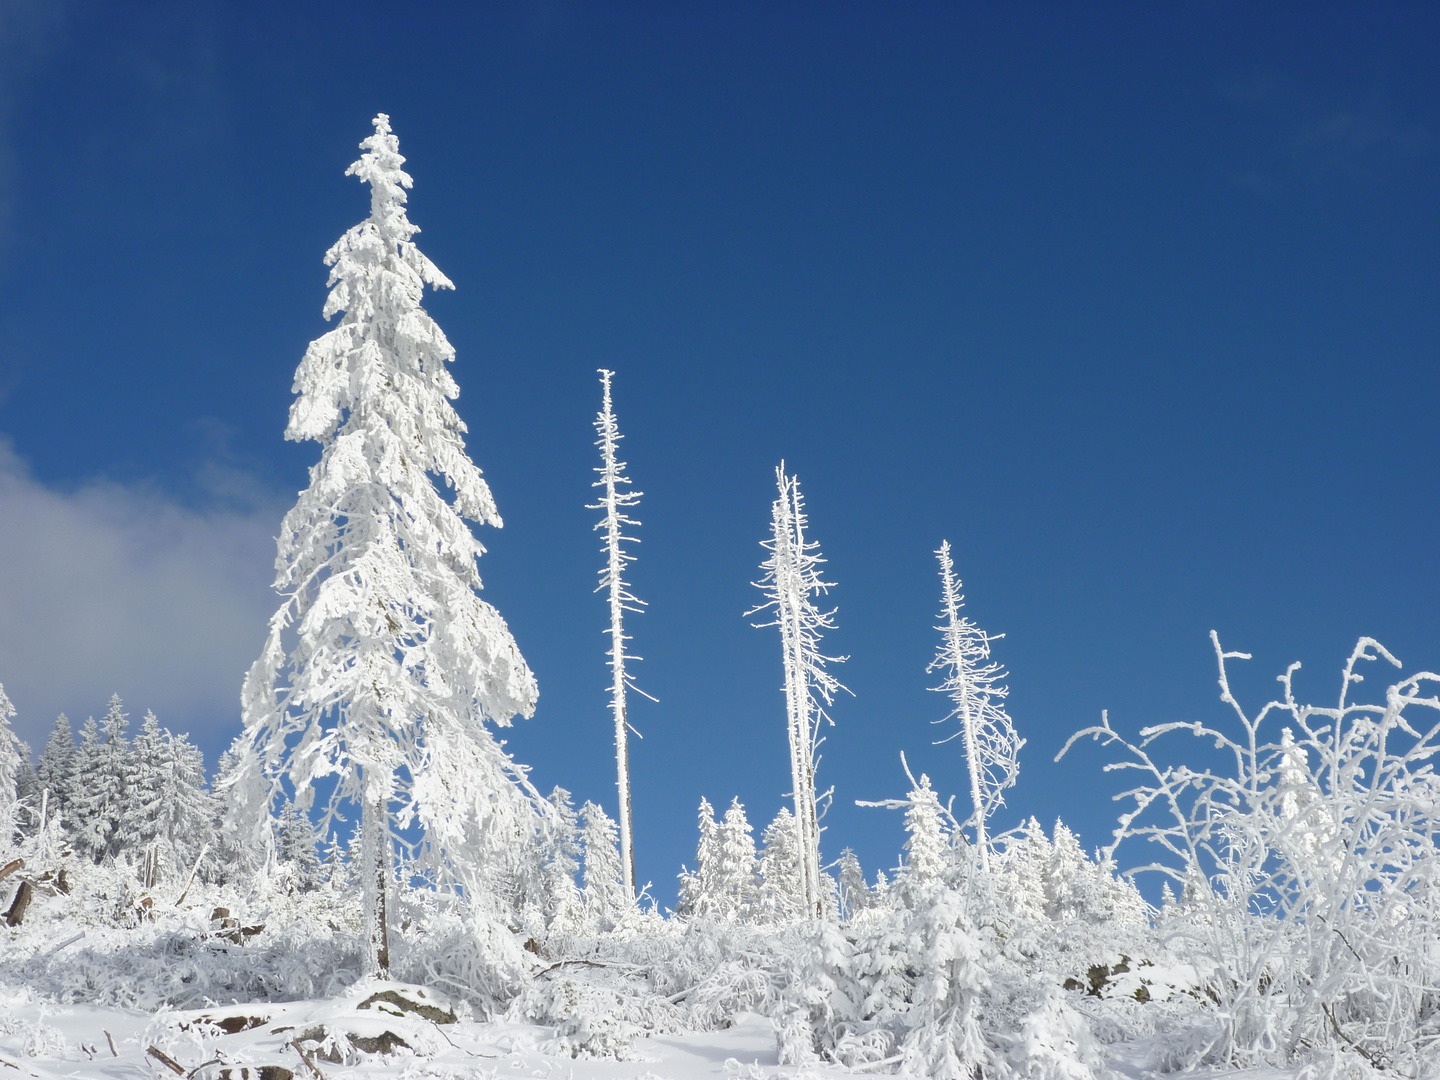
288;1040;326;1080
147;1047;186;1076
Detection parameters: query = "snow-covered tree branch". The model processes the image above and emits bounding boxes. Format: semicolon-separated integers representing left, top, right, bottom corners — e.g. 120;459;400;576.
1059;631;1440;1072
750;465;847;918
928;541;1021;871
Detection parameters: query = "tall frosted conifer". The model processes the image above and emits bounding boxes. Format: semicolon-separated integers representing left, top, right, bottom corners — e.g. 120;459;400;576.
751;465;847;917
928;540;1021;871
241;115;539;976
588;368;649;899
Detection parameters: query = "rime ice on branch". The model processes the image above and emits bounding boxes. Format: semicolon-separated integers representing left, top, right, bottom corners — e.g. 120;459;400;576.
588;368;651;900
239;114;538;977
929;540;1020;872
750;464;847;917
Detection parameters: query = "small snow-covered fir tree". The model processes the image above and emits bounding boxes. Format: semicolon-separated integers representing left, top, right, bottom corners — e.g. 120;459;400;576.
36;714;75;821
899;883;989;1080
751;464;847;917
122;710;168;884
713;797;758;920
211;742;267;884
240;114;540;975
928;541;1021;871
0;682;21;852
589;368;652;900
997;816;1052;923
757;806;806;922
71;696;131;862
676;796;720;917
69;715;103;859
12;745;37;835
276;798;321;891
903;772;948;883
836;847;870;919
97;694;132;859
542;787;584;932
578;800;627;930
153;728;213;880
1044;821;1089;922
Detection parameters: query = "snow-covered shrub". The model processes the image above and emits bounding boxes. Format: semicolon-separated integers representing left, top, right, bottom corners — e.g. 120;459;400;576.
1061;633;1440;1075
1000;989;1106;1080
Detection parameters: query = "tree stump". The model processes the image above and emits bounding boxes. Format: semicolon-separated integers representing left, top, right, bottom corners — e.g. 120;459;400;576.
5;880;33;926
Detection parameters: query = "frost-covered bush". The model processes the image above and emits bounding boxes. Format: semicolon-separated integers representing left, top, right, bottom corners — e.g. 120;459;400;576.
780;774;1152;1079
1063;633;1440;1075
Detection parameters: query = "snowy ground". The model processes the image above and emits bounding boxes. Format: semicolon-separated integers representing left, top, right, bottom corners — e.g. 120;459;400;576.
0;981;1300;1080
0;984;850;1080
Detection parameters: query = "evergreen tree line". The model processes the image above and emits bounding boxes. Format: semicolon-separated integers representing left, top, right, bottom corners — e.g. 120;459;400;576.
673;786;1146;931
3;693;317;889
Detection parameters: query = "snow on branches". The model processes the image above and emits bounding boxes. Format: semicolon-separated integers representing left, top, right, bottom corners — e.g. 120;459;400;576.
1060;632;1440;1073
751;464;848;919
929;541;1022;871
588;368;651;900
239;114;540;976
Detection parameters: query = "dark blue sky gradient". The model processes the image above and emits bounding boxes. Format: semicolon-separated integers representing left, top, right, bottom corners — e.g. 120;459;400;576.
1;3;1437;903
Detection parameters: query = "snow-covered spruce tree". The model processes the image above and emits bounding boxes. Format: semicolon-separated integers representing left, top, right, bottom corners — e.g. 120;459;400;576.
0;682;21;852
676;796;719;917
68;716;102;859
836;848;870;919
750;464;847;917
929;540;1021;872
123;710;167;885
210;742;268;885
713;797;759;920
240;114;539;977
589;368;651;900
110;711;214;886
902;772;948;884
541;786;584;933
71;695;131;862
12;746;37;837
807;765;1000;1073
36;714;76;821
757;806;806;923
276;798;321;892
578;800;627;931
155;728;214;880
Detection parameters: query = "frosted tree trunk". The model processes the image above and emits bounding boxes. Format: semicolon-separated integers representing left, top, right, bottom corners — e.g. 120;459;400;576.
778;491;821;913
957;686;989;872
930;541;1020;873
752;467;846;918
363;788;390;976
590;369;648;900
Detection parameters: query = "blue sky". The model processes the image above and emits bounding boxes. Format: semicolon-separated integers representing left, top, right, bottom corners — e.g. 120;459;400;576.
0;3;1437;903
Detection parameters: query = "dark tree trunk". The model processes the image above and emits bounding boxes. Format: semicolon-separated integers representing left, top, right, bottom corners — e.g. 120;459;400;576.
5;879;33;926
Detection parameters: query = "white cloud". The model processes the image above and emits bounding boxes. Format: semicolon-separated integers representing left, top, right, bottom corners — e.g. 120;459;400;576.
0;439;280;752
